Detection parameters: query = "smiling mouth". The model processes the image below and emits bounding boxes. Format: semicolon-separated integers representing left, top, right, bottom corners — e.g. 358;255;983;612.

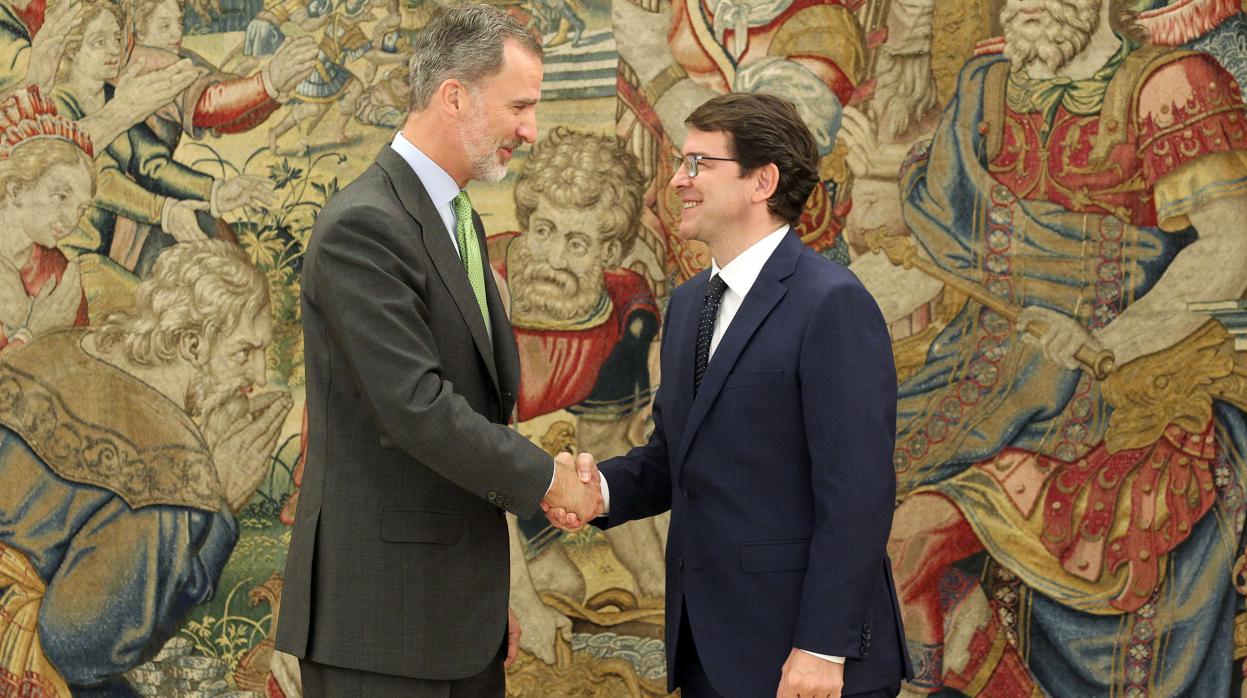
682;201;700;209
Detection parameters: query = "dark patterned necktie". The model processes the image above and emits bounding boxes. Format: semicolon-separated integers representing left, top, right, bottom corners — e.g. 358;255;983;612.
694;274;728;395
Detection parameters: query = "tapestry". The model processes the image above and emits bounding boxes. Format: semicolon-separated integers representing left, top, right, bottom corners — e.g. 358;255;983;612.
3;0;1247;695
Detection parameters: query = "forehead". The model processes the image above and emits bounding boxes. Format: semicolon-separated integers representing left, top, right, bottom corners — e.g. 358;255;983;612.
683;128;732;155
38;161;92;188
221;308;271;344
531;199;608;237
150;0;181;18
479;41;542;100
83;10;119;34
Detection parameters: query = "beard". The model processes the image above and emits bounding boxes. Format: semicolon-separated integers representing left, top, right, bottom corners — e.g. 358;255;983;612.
870;51;939;142
458;103;520;183
186;366;241;422
509;237;607;324
1001;0;1101;73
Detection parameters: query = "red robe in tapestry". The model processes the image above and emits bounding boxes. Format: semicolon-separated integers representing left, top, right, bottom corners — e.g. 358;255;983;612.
0;244;88;354
492;249;658;422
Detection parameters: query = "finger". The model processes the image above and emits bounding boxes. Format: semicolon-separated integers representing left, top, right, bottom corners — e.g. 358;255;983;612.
575;453;594;482
1056;332;1082;369
241;393;291;443
119;56;147;82
37;279;57;300
504;634;518;668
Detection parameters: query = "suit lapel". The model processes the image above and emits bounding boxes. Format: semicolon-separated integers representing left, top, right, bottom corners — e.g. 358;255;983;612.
665;274;704;472
676;233;802;466
375;148;501;394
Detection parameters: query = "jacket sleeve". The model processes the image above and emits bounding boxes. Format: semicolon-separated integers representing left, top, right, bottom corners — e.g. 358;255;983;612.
305;200;554;518
597;296;676;527
791;278;898;658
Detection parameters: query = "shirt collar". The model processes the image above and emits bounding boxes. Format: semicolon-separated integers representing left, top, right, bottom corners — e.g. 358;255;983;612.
710;224;790;298
390;132;462;209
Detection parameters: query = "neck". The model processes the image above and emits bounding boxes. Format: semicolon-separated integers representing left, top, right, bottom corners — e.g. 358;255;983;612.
82;334;193;414
63;70;105;105
709;217;786;269
0;203;34;270
401;111;471;189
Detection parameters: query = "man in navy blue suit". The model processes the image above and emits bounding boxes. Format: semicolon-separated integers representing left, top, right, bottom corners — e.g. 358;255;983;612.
547;92;912;697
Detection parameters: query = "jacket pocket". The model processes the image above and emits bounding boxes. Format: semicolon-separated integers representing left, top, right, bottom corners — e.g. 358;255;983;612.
740;539;810;573
381;510;465;544
723;369;784;390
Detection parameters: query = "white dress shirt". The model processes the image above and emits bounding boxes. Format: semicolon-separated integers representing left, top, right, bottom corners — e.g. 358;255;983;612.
602;224;844;664
390;132;466;256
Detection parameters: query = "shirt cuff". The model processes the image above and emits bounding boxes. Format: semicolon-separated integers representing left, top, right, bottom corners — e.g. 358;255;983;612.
600;472;611;514
544;461;556;497
798;649;845;664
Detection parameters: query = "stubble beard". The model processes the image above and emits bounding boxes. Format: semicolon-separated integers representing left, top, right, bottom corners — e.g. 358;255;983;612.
458;103;518;184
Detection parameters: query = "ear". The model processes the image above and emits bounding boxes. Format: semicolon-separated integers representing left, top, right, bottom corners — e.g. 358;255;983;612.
602;239;622;268
752;163;780;204
179;330;209;367
435;78;467;116
5;181;22;204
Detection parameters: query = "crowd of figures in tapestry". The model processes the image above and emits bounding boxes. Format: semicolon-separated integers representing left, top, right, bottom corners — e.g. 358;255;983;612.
4;0;1247;695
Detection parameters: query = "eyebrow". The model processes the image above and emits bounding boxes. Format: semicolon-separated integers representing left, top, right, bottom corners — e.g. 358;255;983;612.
511;97;539;108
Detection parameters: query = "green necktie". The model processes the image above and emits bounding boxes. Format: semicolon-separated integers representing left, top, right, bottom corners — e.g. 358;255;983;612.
451;191;490;327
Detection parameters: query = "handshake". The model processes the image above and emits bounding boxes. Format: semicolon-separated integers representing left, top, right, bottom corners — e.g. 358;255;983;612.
540;452;602;531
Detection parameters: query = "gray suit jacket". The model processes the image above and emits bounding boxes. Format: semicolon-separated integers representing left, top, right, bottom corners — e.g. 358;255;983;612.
275;146;553;680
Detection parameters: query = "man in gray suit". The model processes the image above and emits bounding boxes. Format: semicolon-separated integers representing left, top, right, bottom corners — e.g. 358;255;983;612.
274;5;603;696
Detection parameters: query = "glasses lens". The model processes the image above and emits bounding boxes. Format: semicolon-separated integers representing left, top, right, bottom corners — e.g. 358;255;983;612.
672;154;698;177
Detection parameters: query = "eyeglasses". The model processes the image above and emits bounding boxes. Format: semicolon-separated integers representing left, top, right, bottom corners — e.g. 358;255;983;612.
670;153;739;178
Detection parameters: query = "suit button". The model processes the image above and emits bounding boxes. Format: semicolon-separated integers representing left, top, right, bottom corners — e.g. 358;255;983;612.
682;489;692;501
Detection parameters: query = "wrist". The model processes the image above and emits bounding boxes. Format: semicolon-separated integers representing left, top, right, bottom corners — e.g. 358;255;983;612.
209;179;222;218
159;196;176;230
260;63;279;99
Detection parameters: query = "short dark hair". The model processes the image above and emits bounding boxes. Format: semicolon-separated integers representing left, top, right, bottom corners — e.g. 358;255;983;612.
407;3;543;111
685;92;820;224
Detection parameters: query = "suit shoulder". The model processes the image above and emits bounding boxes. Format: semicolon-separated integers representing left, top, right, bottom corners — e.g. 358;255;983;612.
793;249;883;311
310;167;407;244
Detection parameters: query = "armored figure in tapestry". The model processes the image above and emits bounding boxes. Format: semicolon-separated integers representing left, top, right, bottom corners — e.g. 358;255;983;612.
849;0;1247;694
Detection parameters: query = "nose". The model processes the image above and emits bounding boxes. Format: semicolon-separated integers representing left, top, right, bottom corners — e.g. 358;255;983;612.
247;350;268;389
669;166;691;191
517;109;537;144
546;239;568;269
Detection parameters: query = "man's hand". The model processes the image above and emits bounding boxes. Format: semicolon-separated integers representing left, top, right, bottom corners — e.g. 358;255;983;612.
540;452;601;530
212;175;274;215
27;0;83;91
163;199;210;242
777;649;844;698
505;608;522;668
26;260;82;334
208;390;293;512
112;56;203;119
1017;305;1105;371
264;36;318;96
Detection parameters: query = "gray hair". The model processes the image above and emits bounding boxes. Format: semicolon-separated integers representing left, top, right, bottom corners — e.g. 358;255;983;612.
407;3;542;112
93;240;269;367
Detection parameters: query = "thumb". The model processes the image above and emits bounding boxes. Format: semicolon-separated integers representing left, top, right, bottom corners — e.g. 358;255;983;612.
37;278;57;300
119;56;146;81
575;452;595;482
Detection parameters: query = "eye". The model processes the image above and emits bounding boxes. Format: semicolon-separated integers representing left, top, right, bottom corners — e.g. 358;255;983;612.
568;239;588;255
233;348;250;365
533;224;550;238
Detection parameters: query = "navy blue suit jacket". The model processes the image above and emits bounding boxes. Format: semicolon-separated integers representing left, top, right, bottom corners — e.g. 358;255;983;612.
600;232;914;697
